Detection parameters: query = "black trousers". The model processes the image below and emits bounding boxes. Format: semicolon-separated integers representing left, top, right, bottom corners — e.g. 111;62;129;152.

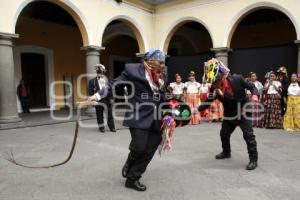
126;128;162;180
220;118;258;162
20;96;30;113
95;102;115;130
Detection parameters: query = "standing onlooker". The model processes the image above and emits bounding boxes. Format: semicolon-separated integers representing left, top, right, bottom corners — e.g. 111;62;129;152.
89;64;116;133
260;71;283;129
283;73;300;132
247;72;263;127
184;71;201;125
199;78;211;118
277;66;290;115
168;73;185;101
17;79;30;113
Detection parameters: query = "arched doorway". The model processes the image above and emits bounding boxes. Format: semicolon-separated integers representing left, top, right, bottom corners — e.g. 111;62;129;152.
14;1;87;112
164;21;213;82
101;19;141;80
229;8;297;81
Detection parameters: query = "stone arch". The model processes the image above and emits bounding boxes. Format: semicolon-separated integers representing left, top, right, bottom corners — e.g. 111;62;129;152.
101;15;148;53
160;16;214;54
13;0;91;46
224;2;299;47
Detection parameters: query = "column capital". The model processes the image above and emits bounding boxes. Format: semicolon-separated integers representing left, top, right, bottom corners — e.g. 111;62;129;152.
210;47;232;53
0;32;19;39
0;32;19;47
81;46;105;56
80;45;105;51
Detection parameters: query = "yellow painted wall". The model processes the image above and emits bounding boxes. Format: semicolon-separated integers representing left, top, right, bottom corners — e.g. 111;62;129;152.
15;17;86;109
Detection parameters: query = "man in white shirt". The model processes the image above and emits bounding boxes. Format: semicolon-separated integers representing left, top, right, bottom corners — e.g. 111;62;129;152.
88;64;116;133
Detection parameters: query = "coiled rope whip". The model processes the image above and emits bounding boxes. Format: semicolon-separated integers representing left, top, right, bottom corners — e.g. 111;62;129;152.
1;101;102;169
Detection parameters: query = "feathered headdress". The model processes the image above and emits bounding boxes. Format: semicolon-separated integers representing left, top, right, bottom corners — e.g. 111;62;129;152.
204;58;230;83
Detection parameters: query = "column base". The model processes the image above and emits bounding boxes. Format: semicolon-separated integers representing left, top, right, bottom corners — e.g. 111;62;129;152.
0;116;22;124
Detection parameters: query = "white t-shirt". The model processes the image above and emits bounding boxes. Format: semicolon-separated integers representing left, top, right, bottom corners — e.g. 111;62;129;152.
267;81;281;94
288;83;300;96
169;82;185;95
185;81;200;94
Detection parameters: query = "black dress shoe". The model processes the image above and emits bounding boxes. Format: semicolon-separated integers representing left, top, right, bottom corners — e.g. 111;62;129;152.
125;179;146;191
99;128;105;133
246;161;257;170
215;152;231;159
110;128;116;132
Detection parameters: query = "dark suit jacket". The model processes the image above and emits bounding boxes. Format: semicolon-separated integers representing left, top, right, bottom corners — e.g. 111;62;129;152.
97;63;167;130
89;77;109;103
199;74;259;118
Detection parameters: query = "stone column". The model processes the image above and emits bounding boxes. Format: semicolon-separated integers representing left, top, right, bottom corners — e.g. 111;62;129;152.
80;46;104;115
211;47;232;67
295;40;300;73
81;46;105;83
0;32;21;124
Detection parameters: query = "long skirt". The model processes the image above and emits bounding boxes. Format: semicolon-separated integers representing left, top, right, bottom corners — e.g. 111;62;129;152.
200;93;209;118
207;99;224;122
247;94;263;127
283;96;300;132
185;93;201;125
260;94;282;128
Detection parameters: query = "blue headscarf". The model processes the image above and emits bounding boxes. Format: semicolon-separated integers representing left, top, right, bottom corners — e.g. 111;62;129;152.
144;48;165;62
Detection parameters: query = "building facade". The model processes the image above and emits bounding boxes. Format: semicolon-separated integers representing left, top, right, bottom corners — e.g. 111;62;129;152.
0;0;300;123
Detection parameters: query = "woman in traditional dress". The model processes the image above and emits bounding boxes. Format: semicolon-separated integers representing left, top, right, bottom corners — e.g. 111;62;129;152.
247;72;263;127
199;78;210;118
283;73;300;132
260;71;283;128
168;73;185;101
184;71;201;124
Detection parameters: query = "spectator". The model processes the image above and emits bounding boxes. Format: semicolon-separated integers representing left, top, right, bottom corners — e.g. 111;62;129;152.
199;78;210;118
247;72;263;127
168;73;185;101
277;66;290;115
184;71;201;125
89;64;116;133
17;79;30;113
283;73;300;132
260;71;283;129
